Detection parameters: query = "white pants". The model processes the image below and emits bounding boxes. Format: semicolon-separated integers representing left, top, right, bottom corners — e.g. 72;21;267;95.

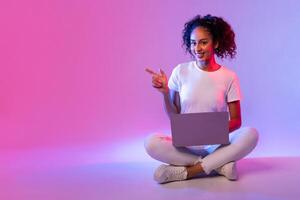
144;127;259;174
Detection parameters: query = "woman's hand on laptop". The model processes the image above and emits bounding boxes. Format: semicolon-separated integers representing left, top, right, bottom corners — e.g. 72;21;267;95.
145;68;169;94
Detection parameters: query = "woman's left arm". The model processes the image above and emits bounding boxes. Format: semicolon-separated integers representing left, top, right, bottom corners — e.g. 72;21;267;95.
228;100;242;133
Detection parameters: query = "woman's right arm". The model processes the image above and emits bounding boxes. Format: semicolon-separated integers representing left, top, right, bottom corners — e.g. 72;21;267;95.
162;89;180;119
145;68;181;119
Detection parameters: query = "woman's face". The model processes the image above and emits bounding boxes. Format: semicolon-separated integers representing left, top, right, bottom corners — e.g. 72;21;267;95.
190;27;217;62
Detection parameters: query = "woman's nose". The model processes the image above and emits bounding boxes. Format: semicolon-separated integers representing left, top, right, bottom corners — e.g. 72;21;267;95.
195;43;201;51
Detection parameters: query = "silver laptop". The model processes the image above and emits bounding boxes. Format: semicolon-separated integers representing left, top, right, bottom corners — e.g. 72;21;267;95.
170;112;229;147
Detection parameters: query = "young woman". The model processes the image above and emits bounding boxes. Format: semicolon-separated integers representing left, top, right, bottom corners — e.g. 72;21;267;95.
145;15;259;184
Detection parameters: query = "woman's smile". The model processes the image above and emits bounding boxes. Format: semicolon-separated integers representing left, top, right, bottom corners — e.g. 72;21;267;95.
196;52;205;58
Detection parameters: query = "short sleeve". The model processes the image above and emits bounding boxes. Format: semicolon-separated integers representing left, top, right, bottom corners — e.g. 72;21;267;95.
226;73;242;102
168;65;180;92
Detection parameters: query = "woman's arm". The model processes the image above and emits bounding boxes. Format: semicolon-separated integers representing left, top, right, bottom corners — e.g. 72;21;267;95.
228;100;242;133
145;68;180;119
162;89;180;119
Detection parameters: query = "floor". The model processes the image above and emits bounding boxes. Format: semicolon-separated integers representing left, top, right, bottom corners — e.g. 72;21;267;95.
1;146;299;200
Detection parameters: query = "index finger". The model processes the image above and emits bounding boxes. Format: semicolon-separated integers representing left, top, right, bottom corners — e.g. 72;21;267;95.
159;68;166;76
145;68;158;76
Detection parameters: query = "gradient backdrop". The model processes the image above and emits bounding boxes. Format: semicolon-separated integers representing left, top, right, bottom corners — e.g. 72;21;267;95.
0;0;299;161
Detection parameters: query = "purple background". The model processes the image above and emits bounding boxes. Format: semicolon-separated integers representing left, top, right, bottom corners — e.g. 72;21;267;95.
0;0;299;159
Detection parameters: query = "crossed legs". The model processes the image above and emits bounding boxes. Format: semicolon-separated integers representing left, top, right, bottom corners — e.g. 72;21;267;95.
144;127;259;182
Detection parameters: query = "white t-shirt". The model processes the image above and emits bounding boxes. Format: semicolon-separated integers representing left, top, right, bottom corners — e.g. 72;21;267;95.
168;61;242;114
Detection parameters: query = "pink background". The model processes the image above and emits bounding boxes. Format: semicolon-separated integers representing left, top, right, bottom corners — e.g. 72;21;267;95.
0;0;299;158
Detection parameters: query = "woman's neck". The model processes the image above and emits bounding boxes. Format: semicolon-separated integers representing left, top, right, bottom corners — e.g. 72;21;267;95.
196;57;220;72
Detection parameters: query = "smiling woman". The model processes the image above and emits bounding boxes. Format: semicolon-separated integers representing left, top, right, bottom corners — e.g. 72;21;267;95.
145;14;258;184
183;15;236;60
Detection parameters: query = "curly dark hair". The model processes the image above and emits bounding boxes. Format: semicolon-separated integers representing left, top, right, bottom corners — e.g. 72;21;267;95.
182;14;236;59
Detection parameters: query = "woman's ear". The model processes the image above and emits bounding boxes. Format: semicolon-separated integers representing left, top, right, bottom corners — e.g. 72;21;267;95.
214;41;219;49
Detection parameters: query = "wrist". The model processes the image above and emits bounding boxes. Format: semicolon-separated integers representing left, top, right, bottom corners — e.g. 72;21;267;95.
161;87;170;95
